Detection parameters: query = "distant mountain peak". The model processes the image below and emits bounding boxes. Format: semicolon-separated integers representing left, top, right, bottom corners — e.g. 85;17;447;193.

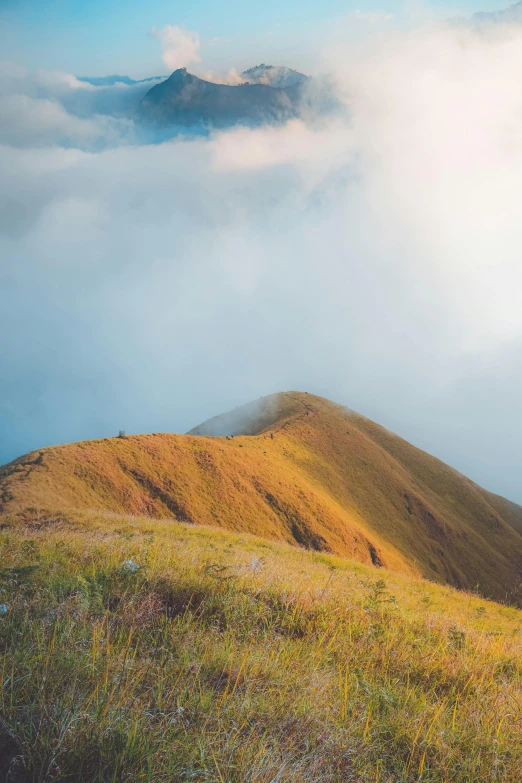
78;74;164;87
165;67;193;83
241;64;309;89
473;0;522;23
450;0;522;27
140;67;307;128
3;390;522;602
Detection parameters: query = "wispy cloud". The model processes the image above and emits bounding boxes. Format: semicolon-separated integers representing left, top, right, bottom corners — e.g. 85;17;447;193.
200;67;244;85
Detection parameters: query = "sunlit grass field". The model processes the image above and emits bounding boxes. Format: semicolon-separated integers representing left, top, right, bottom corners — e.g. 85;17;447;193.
4;392;522;604
1;508;522;782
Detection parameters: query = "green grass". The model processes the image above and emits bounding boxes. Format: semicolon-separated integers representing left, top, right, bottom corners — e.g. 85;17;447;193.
1;509;522;782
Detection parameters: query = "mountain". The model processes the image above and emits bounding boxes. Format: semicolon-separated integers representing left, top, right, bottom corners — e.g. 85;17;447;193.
472;0;522;24
140;67;305;127
78;74;164;87
2;391;522;603
449;1;522;27
241;64;309;89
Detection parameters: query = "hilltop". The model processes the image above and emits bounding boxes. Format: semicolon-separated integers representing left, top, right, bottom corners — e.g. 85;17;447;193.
140;68;305;127
2;391;522;603
241;64;309;89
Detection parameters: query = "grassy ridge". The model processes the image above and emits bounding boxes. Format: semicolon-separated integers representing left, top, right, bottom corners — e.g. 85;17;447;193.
1;509;522;782
2;392;522;602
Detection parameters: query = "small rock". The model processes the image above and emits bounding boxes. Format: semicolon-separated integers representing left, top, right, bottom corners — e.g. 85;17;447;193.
250;557;263;573
121;559;141;573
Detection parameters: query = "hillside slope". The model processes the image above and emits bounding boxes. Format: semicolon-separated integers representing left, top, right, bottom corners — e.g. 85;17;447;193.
2;391;522;602
1;509;522;781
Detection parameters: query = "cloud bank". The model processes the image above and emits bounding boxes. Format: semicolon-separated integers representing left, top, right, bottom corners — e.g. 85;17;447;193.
1;17;522;503
0;64;162;148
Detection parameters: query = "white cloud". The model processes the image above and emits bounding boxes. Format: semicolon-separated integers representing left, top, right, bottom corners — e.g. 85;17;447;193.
149;25;201;71
200;67;244;85
2;20;522;503
0;63;91;98
0;94;128;147
0;63;163;148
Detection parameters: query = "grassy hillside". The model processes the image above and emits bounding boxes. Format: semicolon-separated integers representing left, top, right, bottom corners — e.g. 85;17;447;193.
1;509;522;782
1;392;522;602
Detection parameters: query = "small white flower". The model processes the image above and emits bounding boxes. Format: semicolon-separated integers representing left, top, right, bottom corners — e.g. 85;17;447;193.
121;559;141;573
0;604;8;615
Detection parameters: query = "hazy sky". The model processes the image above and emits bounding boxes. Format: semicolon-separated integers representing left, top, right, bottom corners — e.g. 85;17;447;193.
1;1;522;505
0;0;512;75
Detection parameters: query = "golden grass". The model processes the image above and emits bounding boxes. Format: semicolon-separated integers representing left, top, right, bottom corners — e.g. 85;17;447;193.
2;392;522;602
1;508;522;782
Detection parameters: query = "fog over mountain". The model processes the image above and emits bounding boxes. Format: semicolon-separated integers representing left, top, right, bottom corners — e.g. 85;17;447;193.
78;74;165;88
472;0;522;24
241;64;309;88
2;9;522;503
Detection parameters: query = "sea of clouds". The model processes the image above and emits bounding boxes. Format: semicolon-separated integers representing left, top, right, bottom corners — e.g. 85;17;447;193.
1;14;522;501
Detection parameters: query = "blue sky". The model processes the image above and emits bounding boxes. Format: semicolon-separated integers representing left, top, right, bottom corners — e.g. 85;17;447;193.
0;0;511;76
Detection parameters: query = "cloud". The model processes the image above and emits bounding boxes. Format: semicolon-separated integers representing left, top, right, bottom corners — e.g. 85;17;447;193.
0;94;135;148
0;94;97;146
0;63;166;148
149;25;201;71
352;9;394;24
2;18;522;505
200;67;244;85
0;63;90;97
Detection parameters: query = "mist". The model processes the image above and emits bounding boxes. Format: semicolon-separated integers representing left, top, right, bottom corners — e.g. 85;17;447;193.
1;15;522;503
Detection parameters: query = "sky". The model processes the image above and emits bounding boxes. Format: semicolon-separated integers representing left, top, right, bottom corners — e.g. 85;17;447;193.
1;0;522;504
0;0;512;76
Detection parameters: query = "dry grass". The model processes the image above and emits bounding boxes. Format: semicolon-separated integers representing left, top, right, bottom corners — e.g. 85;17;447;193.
1;508;522;781
2;392;522;603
